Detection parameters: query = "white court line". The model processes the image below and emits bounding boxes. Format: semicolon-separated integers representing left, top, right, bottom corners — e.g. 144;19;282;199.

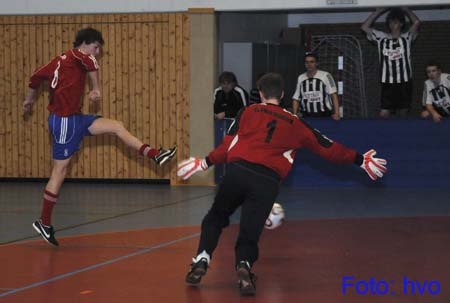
0;232;200;298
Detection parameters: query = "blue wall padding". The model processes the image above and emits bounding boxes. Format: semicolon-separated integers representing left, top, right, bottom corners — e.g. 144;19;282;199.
283;119;450;188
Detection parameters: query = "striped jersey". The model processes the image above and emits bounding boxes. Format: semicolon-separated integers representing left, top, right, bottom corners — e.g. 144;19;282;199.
292;70;337;115
29;49;99;117
368;29;416;84
422;73;450;116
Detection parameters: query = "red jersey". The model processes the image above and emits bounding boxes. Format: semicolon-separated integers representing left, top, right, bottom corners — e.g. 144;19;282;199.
29;49;99;117
207;103;361;179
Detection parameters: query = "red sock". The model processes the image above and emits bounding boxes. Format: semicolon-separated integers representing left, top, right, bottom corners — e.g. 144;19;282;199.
41;190;58;226
139;144;159;158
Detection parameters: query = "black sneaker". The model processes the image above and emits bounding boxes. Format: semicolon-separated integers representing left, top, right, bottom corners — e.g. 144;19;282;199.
237;261;257;296
32;219;59;246
152;146;177;166
185;257;208;285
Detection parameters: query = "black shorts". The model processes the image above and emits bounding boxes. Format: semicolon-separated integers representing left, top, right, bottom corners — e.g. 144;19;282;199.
380;81;412;110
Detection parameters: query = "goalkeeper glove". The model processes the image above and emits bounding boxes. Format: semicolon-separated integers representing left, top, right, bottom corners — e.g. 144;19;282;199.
360;149;387;181
177;157;209;180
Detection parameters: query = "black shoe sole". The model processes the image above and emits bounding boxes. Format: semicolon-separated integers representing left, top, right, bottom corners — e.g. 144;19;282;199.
32;222;59;247
186;267;206;286
237;267;256;296
157;147;177;166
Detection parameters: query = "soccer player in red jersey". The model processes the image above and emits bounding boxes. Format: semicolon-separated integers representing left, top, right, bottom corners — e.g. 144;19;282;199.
177;73;387;296
23;28;176;246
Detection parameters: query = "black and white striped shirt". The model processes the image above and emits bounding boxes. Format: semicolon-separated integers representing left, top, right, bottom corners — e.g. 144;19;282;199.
292;70;337;114
422;73;450;116
368;29;416;84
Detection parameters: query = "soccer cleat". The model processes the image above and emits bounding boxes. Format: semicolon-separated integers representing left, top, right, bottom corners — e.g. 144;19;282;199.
32;219;59;246
152;146;177;166
237;261;257;296
185;258;208;285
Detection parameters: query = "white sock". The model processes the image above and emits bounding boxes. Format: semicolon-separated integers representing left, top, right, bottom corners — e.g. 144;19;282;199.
192;250;210;264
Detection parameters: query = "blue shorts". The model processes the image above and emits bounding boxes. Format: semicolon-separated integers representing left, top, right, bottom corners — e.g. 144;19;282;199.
48;113;100;160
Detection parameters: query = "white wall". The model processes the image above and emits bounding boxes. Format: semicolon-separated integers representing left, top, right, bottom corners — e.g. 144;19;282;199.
288;9;450;26
223;43;252;92
1;0;449;14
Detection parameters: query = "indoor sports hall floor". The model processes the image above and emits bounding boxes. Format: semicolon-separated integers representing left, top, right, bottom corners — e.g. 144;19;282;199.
1;182;450;302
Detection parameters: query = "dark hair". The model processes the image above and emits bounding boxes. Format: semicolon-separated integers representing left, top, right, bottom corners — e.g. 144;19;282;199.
305;52;319;62
218;71;237;84
73;27;104;48
257;72;284;100
386;8;406;32
426;60;441;70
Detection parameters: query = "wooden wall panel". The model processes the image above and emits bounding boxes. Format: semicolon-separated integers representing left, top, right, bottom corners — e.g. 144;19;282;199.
148;18;157;180
141;14;152;180
0;23;5;176
4;20;13;177
0;13;190;184
182;14;190;167
10;17;19;177
134;14;144;179
168;14;177;182
36;16;46;177
28;16;38;177
100;14;110;179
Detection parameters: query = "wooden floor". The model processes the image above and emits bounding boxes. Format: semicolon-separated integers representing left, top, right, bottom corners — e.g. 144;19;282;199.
2;217;450;302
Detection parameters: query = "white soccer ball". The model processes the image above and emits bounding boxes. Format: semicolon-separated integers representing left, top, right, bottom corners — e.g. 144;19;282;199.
264;202;285;230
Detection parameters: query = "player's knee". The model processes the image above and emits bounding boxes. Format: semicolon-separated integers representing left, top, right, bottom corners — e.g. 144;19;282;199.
53;163;68;176
112;120;125;134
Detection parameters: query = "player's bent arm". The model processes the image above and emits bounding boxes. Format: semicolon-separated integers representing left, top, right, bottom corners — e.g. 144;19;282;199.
88;71;101;92
25;59;57;114
88;71;101;103
403;7;420;34
23;88;37;114
361;8;385;34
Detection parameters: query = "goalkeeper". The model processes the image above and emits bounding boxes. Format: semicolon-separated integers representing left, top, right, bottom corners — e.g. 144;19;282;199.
177;73;387;296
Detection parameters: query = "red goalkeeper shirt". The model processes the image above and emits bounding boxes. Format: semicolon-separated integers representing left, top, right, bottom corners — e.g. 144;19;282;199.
207;103;362;179
29;49;99;117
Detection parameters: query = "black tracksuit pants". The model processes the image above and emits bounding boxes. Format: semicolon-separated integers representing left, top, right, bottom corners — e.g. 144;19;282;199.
196;160;280;267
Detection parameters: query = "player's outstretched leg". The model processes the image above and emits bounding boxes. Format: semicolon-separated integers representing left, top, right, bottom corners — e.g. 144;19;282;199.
88;118;177;166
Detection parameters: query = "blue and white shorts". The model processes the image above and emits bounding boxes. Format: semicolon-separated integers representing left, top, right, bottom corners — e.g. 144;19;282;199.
48;113;100;160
